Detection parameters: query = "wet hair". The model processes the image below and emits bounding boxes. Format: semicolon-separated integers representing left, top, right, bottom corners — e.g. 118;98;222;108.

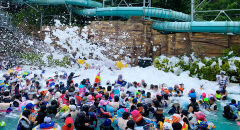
70;99;76;105
22;110;31;118
216;90;220;94
156;95;162;102
122;112;130;120
231;99;236;104
154;85;158;89
35;81;39;86
104;92;109;100
15;94;22;100
74;112;88;128
172;122;182;130
222;96;227;100
82;105;89;113
67;124;72;128
126;120;135;130
4;91;9;96
51;100;58;106
62;90;66;94
163;94;169;100
85;92;89;96
60;83;64;88
55;84;59;88
114;96;119;102
40;104;47;112
153;100;160;108
147;92;151;98
130;105;137;111
107;86;112;91
150;84;154;89
143;83;147;88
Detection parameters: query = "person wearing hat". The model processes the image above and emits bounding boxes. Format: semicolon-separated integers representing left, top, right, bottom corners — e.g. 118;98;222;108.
69;105;78;118
98;100;111;117
100;118;114;130
62;117;74;130
39;116;55;129
188;88;196;99
208;97;217;112
131;110;146;126
168;100;181;115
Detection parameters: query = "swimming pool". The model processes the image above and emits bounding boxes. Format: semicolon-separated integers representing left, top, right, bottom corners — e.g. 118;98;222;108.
1;100;240;130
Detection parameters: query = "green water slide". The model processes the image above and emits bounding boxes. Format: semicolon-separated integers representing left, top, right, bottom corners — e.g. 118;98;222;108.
19;0;102;7
73;7;191;22
152;21;240;34
17;0;240;34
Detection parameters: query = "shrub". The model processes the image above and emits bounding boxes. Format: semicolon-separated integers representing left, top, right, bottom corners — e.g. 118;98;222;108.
154;53;240;82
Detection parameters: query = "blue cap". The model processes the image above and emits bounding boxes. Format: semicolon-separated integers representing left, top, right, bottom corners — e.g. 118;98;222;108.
75;83;78;87
104;119;111;126
132;98;138;103
26;103;34;110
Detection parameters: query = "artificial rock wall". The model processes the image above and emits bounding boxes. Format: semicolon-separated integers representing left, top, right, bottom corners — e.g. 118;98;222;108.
85;16;240;62
40;17;240;64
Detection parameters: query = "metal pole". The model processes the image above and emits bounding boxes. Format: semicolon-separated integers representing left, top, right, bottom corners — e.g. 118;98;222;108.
103;0;104;7
70;9;72;26
69;5;72;26
191;0;195;22
143;0;145;7
40;13;43;31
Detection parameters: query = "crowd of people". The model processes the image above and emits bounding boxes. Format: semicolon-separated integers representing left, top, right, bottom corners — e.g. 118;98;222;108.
0;67;238;130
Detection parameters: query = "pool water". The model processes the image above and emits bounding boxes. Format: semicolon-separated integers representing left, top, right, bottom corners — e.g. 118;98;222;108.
1;98;240;130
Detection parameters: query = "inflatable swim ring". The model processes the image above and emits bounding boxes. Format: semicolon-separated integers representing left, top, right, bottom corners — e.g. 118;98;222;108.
0;121;6;127
33;123;61;130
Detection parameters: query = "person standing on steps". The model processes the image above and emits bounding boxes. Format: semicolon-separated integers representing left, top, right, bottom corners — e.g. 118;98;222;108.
217;71;229;100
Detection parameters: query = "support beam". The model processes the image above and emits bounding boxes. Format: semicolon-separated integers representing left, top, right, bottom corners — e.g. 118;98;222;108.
191;0;195;21
196;9;240;13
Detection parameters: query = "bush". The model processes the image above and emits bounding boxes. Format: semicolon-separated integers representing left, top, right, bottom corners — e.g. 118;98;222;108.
21;53;70;67
153;52;240;82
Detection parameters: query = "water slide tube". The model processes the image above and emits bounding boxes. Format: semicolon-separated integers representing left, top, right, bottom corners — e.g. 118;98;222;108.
17;0;240;34
73;7;191;22
19;0;102;8
152;21;240;34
